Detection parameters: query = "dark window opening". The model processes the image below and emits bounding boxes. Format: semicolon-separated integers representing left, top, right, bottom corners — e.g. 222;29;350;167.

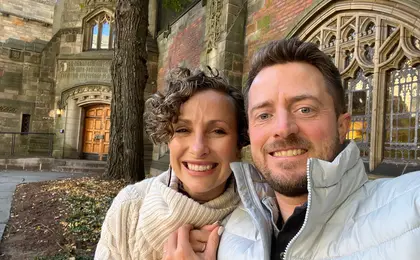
21;114;30;134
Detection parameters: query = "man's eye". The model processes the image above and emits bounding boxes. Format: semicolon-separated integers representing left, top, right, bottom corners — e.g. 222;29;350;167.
258;113;271;120
299;107;312;114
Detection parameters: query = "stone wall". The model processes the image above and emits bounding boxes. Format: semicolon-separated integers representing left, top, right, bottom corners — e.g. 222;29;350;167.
0;0;55;157
0;15;52;43
0;43;51;156
207;0;247;88
0;0;55;24
53;0;116;34
56;59;112;92
0;0;54;43
156;2;206;91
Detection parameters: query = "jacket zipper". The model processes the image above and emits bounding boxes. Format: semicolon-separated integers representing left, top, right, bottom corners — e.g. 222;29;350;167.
282;158;313;260
242;164;272;260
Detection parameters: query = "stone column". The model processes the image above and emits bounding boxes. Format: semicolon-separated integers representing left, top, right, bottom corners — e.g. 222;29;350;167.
63;98;82;158
203;0;247;89
148;0;158;37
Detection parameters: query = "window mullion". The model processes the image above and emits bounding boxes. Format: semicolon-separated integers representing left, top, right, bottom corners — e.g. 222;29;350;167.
109;23;113;49
335;14;341;67
369;16;384;171
98;19;103;50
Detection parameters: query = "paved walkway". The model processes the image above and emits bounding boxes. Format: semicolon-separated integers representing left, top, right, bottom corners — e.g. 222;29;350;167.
0;170;91;241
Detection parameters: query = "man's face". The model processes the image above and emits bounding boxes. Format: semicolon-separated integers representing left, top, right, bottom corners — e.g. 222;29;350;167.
247;62;350;196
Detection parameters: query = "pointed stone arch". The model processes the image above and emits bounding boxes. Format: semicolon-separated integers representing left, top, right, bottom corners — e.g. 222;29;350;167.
285;0;420;171
82;7;115;51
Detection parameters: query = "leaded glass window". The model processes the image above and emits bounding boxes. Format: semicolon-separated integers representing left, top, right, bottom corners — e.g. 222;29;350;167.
412;36;420;51
344;49;354;68
85;12;114;50
384;60;420;161
345;70;373;158
365;22;375;34
363;43;374;63
289;3;420;170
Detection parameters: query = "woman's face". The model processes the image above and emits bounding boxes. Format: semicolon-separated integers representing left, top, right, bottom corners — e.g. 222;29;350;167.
168;89;240;202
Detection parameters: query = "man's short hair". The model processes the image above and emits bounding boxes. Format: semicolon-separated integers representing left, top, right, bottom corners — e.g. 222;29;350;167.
244;38;346;117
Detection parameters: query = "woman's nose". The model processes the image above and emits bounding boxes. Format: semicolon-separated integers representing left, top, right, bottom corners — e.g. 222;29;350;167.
190;134;209;157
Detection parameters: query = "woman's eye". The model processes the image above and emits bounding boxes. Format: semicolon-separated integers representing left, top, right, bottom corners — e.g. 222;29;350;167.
214;129;227;135
175;128;189;133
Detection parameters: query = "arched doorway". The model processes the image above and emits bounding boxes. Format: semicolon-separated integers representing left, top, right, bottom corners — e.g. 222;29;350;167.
82;104;110;161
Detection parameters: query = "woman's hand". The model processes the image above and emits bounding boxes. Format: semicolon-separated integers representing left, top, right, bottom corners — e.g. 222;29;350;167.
189;223;219;252
163;224;224;260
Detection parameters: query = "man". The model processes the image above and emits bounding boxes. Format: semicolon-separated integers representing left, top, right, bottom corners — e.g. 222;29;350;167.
164;38;420;260
241;38;420;259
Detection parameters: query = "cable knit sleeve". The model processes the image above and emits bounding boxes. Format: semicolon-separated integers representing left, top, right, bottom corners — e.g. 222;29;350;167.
94;178;153;260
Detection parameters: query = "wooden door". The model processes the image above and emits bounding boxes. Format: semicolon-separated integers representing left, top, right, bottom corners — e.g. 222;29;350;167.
83;104;110;161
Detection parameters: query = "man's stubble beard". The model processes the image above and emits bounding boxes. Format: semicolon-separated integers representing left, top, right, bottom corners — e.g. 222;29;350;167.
253;132;341;197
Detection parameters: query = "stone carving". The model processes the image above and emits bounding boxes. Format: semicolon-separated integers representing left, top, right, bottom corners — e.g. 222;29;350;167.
9;50;22;61
206;0;222;53
0;106;17;113
85;0;115;5
60;84;112;107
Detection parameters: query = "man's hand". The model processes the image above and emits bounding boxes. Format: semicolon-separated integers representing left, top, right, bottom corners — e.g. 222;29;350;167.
163;224;224;260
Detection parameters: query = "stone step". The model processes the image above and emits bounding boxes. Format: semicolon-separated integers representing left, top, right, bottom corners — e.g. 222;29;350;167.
51;166;106;174
53;159;106;168
27;148;51;154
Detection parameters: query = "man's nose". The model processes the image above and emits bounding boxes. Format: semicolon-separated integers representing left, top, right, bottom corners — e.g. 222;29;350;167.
190;134;209;157
272;111;298;139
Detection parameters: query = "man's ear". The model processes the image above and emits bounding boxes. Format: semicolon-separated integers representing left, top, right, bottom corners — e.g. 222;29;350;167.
337;112;351;144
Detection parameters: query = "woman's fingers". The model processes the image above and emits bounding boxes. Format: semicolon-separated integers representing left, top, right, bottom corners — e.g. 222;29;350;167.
164;230;178;257
163;224;222;260
190;240;207;252
189;224;219;252
189;230;209;252
203;226;224;259
190;229;211;242
177;224;194;249
200;223;219;232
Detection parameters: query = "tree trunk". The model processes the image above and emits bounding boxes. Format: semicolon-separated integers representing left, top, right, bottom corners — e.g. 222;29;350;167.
106;0;149;183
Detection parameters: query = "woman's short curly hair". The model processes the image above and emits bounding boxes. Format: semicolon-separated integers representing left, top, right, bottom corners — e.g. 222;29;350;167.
144;67;249;149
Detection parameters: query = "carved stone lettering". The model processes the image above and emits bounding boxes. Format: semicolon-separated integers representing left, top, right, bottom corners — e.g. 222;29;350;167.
0;106;17;113
85;0;115;5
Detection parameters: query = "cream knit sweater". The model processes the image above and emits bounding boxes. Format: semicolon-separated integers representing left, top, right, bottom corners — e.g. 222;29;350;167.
95;170;239;260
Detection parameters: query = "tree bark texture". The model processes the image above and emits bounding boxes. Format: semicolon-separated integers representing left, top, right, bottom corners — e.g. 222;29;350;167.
106;0;149;182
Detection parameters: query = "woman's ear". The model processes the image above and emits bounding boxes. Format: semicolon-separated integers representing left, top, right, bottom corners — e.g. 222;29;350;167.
236;147;242;160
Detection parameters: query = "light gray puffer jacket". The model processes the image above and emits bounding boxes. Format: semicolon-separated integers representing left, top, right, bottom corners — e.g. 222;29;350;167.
218;141;420;260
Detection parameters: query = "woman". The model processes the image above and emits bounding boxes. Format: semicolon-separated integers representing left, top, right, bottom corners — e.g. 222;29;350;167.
94;67;249;260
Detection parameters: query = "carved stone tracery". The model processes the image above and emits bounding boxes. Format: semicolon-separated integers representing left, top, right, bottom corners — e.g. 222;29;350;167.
289;1;420;169
206;0;222;53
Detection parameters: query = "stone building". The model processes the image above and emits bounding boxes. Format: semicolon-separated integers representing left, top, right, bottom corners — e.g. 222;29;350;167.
1;0;420;176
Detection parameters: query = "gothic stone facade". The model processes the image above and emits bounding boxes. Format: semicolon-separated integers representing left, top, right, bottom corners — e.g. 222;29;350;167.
1;0;419;176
